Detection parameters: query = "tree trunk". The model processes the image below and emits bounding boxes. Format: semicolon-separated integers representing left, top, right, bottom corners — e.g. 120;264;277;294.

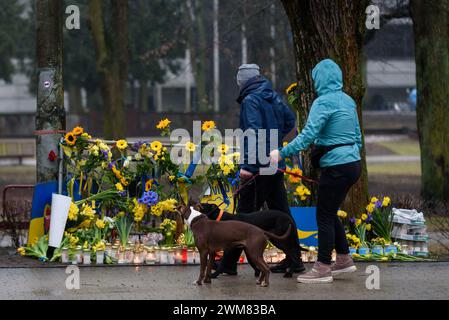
88;0;128;140
410;0;449;201
185;0;209;112
280;0;369;215
36;0;64;183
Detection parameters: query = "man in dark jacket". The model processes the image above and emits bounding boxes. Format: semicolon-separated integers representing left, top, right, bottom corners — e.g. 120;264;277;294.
212;64;303;277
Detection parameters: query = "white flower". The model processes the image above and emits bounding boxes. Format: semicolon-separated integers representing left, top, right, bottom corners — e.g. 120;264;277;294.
135;153;142;161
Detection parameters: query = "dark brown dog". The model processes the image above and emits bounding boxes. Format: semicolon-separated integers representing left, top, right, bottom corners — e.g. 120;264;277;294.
178;202;290;287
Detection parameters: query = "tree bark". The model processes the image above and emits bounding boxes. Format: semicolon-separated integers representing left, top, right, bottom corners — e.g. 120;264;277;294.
88;0;128;140
36;0;64;183
280;0;369;215
410;0;449;201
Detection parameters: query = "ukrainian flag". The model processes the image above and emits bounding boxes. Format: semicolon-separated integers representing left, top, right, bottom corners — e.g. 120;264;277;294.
290;207;318;247
28;181;58;246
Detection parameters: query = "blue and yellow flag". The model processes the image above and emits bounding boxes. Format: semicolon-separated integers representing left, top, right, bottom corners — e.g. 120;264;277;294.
290;207;318;247
28;181;58;246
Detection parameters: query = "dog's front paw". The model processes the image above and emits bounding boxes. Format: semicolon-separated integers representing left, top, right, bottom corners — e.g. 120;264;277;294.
260;281;269;287
193;280;203;286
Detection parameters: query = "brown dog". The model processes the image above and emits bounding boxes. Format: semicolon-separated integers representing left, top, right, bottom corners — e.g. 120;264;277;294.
178;202;290;287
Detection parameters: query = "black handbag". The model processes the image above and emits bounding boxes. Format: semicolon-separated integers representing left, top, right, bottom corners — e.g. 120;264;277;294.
311;143;355;169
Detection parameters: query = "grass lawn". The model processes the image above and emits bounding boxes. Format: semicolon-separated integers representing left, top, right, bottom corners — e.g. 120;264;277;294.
367;161;421;176
377;139;421;156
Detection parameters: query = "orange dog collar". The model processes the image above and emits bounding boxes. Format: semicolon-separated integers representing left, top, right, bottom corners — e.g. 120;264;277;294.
216;209;225;221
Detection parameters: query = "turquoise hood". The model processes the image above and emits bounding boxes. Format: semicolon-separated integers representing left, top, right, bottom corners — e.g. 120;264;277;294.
281;59;362;168
312;59;343;96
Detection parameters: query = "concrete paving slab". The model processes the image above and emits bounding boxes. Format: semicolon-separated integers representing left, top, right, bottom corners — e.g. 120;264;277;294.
1;262;448;300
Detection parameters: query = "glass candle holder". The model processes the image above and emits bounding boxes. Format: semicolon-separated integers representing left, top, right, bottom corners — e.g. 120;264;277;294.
175;247;183;265
105;243;112;257
182;247;188;264
159;248;169;265
301;251;308;263
187;249;195;264
118;246;126;264
125;246;134;264
146;249;156;265
61;248;69;263
168;249;176;265
110;245;118;260
83;250;91;265
133;249;143;264
75;246;83;264
96;250;104;264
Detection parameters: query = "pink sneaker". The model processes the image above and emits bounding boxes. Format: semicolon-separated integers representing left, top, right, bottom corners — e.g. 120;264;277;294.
331;254;357;275
297;262;333;284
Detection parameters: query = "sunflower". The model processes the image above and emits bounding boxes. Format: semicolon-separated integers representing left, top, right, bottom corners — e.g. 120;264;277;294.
286;82;298;95
65;132;77;146
150;141;163;152
185;141;196;152
202;121;216;132
219;144;229;154
72;126;84;136
116;139;128;150
156;118;171;130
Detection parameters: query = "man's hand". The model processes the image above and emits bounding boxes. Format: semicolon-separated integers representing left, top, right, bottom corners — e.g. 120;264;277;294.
239;169;254;180
269;149;282;164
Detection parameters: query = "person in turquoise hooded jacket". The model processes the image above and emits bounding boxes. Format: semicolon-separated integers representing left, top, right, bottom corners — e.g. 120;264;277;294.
270;59;362;284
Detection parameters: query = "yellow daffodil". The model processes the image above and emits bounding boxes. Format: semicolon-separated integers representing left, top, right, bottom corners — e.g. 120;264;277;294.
366;203;375;214
115;183;124;192
355;219;362;227
337;210;348;219
222;165;232;175
68;202;79;221
65;132;76;146
95;219;106;229
361;213;368;221
150;141;163;152
202;121;216;132
370;197;379;204
156;118;171;129
81;132;92;139
185;141;196;152
116;139;128;150
80;203;95;220
382;196;391;207
287;167;303;184
366;224;372;231
17;247;26;256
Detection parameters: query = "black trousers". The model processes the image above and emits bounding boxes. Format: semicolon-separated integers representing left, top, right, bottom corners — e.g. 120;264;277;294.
317;161;361;265
218;172;292;273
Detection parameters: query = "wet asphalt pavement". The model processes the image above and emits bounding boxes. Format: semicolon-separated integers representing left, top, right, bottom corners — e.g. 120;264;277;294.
1;262;448;300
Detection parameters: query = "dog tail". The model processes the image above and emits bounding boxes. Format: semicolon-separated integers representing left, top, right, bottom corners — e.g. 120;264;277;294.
264;225;292;242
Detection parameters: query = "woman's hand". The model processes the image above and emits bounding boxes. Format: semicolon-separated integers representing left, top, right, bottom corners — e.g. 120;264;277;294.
269;149;283;164
239;169;254;180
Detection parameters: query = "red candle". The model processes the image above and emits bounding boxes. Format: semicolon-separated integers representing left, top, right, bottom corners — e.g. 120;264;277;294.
182;247;188;264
